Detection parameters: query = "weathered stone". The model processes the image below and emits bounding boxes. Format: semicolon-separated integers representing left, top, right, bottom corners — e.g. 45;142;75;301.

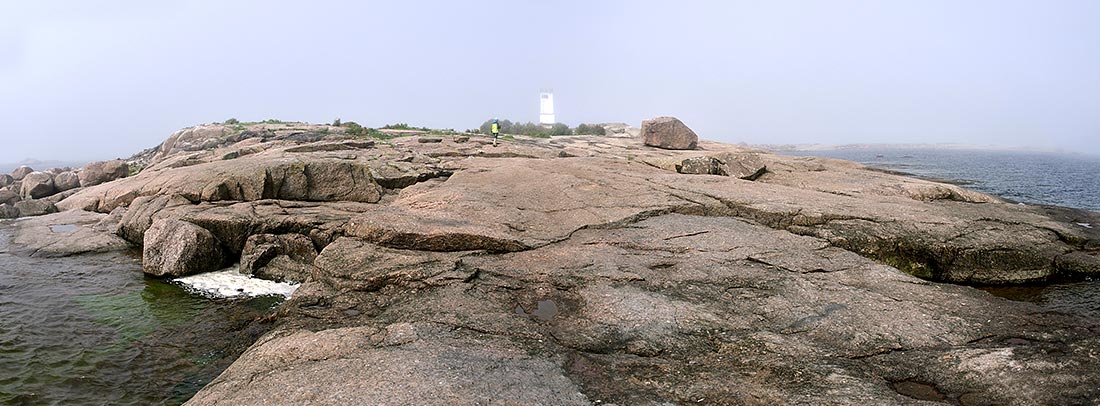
417;137;443;143
0;203;18;219
0;174;12;187
313;237;462;291
20;171;56;199
713;152;767;180
239;233;318;282
14;199;58;217
0;188;18;205
10;165;34;180
79;160;129;187
53;171;81;191
117;195;191;245
453;135;470;143
10;210;130;257
641;116;697;150
676;155;723;175
142;219;224;277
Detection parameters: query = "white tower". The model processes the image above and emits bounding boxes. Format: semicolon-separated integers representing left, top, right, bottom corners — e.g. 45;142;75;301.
539;90;555;125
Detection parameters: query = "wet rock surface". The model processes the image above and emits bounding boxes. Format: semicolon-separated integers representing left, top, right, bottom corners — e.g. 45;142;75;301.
23;122;1099;404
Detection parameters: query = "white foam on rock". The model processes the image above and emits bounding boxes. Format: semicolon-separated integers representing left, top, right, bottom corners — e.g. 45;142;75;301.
174;268;299;298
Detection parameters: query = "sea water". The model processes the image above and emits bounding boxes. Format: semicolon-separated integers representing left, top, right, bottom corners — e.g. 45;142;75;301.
780;146;1100;320
0;223;282;405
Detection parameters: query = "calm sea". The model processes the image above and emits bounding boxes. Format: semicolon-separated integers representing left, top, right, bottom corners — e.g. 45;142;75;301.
779;146;1100;321
780;147;1100;211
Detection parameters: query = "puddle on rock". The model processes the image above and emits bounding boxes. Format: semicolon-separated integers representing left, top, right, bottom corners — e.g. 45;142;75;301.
891;380;946;402
515;300;559;321
48;224;78;233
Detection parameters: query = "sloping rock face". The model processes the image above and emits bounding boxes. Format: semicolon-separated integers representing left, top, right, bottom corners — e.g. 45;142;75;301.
53;171;81;191
10;165;34;180
31;122;1100;404
642;116;698;150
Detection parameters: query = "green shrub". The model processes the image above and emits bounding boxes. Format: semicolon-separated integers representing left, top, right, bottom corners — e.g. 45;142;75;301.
343;121;364;135
574;123;606;135
332;118;342;126
262;119;284;124
223;118;239;125
549;123;572;136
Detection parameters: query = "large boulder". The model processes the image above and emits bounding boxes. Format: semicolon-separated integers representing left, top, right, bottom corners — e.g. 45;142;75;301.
641;116;697;150
79;160;129;187
143;219;225;277
0;174;12;187
53;171;81;191
0;188;18;205
14;199;58;217
0;203;17;219
19;172;56;199
10;166;34;180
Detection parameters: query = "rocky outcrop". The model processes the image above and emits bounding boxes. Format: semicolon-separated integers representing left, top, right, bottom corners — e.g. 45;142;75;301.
53;171;81;191
78;160;129;187
10;210;129;257
20;172;55;199
0;203;17;219
142;219;225;277
10;165;33;180
642;116;698;150
0;174;12;187
0;188;18;205
19;121;1098;404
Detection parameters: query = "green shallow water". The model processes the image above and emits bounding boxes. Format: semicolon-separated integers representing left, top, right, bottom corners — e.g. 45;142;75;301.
0;222;277;405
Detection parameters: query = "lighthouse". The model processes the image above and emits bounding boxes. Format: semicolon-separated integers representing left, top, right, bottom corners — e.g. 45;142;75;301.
539;90;555;125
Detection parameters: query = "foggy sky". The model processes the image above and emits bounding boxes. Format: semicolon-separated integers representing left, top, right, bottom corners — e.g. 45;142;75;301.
2;1;1098;164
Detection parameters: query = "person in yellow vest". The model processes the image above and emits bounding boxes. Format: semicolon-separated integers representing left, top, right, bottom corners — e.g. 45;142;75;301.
491;119;500;146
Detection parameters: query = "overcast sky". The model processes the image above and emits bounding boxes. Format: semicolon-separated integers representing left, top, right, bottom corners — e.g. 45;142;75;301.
1;1;1098;163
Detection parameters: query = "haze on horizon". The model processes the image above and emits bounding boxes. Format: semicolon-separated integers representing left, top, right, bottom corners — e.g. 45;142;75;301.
1;1;1098;164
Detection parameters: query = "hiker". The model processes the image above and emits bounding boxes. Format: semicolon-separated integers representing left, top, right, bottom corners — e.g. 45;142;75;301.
491;119;500;146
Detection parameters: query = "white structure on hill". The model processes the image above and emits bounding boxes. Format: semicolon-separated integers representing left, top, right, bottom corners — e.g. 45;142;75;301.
539;90;555;125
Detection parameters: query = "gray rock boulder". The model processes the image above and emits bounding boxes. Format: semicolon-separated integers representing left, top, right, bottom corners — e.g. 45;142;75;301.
0;188;18;205
714;152;767;180
19;172;56;199
642;116;697;150
143;219;225;277
0;174;12;187
0;203;18;219
10;166;34;180
14;199;58;217
53;171;81;191
79;160;129;187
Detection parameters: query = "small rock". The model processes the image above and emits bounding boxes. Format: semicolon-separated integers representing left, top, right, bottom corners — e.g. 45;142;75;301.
14;199;58;217
79;160;130;187
143;219;225;277
418;137;444;143
453;136;470;143
10;166;34;180
20;172;56;199
0;174;12;187
677;156;723;175
714;152;767;180
53;171;81;191
641;116;697;150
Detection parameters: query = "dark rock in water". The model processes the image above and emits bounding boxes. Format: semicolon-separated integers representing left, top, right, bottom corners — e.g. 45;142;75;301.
142;219;225;277
0;174;12;187
239;233;318;282
642;116;697;150
10;165;34;180
14;199;58;217
0;203;18;219
20;172;56;199
53;171;81;191
79;160;129;187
